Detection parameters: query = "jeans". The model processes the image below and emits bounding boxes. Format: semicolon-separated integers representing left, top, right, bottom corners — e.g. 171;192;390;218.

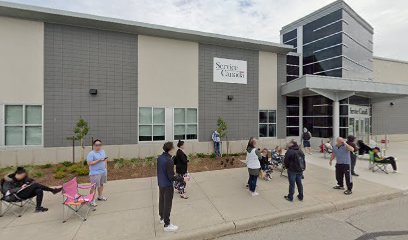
335;164;353;190
247;174;258;192
16;183;54;208
350;154;357;174
159;186;174;227
287;170;303;201
214;142;220;157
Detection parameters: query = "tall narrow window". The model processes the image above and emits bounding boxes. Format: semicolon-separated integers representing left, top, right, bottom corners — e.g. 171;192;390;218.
4;105;43;146
259;110;277;137
139;107;165;141
174;108;198;140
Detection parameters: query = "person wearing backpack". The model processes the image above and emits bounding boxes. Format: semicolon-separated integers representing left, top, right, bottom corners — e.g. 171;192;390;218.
301;128;312;155
283;139;306;202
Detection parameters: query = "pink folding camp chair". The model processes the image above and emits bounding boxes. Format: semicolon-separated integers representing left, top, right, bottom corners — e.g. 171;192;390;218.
62;177;95;222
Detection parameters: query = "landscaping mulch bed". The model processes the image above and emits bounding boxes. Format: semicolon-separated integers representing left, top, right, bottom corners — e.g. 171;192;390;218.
0;154;246;186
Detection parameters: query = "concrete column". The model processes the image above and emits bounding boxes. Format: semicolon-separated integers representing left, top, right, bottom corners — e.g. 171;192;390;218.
333;99;340;140
299;94;303;139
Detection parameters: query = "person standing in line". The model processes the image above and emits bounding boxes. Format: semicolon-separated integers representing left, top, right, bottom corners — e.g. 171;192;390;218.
283;140;305;202
246;137;261;196
157;142;189;232
87;139;108;207
330;137;355;195
301;128;312;155
174;140;189;199
347;135;359;176
212;130;221;157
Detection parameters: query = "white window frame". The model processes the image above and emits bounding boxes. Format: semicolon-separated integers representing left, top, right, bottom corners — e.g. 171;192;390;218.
173;108;198;141
138;107;166;142
2;104;44;147
259;110;277;138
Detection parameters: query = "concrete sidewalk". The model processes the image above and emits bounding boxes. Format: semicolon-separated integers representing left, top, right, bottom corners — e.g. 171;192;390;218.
0;155;405;240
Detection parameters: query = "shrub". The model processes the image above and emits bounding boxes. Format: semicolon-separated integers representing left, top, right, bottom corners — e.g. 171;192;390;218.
113;158;127;169
210;153;216;159
33;172;43;178
54;171;66;179
196;153;206;158
68;163;89;176
55;165;67;173
61;161;73;167
39;164;52;169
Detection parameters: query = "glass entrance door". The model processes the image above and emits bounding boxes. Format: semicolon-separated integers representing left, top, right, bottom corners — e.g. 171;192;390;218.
349;116;370;142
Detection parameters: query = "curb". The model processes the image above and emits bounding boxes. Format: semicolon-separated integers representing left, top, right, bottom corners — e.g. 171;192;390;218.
154;190;403;240
155;222;236;240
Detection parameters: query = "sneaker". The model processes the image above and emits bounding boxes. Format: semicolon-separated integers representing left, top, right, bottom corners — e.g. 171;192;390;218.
52;187;63;194
164;224;179;232
97;196;108;201
284;196;293;202
35;207;49;213
352;173;359;177
297;195;304;201
160;219;164;224
333;186;345;190
344;190;353;195
251;192;259;196
393;170;398;173
90;201;98;207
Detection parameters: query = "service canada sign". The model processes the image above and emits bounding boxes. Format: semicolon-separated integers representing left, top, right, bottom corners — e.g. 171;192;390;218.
213;57;247;84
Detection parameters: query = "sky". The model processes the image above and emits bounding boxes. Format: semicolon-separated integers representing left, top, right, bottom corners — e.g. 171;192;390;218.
6;0;408;61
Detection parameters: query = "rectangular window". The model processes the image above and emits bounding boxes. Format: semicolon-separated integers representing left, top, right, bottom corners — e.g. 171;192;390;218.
174;108;198;140
259;110;276;138
139;107;165;141
4;105;43;146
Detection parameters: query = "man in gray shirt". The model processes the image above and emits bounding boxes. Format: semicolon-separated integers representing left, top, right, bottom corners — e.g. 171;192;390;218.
330;137;355;195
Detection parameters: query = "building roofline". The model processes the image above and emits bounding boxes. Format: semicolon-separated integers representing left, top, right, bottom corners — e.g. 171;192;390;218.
280;0;373;35
374;56;408;65
0;1;293;54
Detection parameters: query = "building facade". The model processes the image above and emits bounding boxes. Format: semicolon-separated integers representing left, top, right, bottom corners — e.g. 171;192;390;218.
0;0;408;166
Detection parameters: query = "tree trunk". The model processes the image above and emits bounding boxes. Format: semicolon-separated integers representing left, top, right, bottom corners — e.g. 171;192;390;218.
80;139;85;165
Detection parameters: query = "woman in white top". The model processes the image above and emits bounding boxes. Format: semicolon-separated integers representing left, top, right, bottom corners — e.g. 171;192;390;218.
246;137;262;196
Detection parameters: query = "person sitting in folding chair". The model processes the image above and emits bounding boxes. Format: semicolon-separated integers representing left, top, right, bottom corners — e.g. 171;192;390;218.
1;167;62;213
373;147;398;173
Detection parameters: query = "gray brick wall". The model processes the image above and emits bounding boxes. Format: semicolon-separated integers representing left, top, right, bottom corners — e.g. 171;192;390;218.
372;97;408;135
44;24;138;147
198;44;259;141
276;54;287;139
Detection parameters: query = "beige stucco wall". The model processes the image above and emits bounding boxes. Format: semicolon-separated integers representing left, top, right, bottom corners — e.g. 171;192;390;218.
373;57;408;84
138;35;199;108
258;51;278;110
0;16;44;104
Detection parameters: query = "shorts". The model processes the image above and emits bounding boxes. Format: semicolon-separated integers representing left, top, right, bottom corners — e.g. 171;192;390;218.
90;172;107;188
303;140;311;148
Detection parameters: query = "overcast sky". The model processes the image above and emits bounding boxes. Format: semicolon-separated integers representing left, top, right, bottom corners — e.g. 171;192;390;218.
7;0;408;61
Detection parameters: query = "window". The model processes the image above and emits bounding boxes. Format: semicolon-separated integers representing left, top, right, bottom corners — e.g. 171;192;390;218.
4;105;43;146
259;110;276;138
139;107;165;141
174;108;198;140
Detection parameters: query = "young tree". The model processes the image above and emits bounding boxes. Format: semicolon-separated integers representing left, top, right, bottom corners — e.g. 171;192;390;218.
216;117;228;156
67;118;90;164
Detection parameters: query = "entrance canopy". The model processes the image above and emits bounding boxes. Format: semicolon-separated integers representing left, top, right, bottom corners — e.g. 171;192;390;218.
281;75;408;140
281;75;408;103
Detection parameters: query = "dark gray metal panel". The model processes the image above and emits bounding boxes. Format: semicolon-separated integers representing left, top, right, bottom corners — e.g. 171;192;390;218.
372;97;408;135
44;23;138;147
198;44;259;142
277;54;287;139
